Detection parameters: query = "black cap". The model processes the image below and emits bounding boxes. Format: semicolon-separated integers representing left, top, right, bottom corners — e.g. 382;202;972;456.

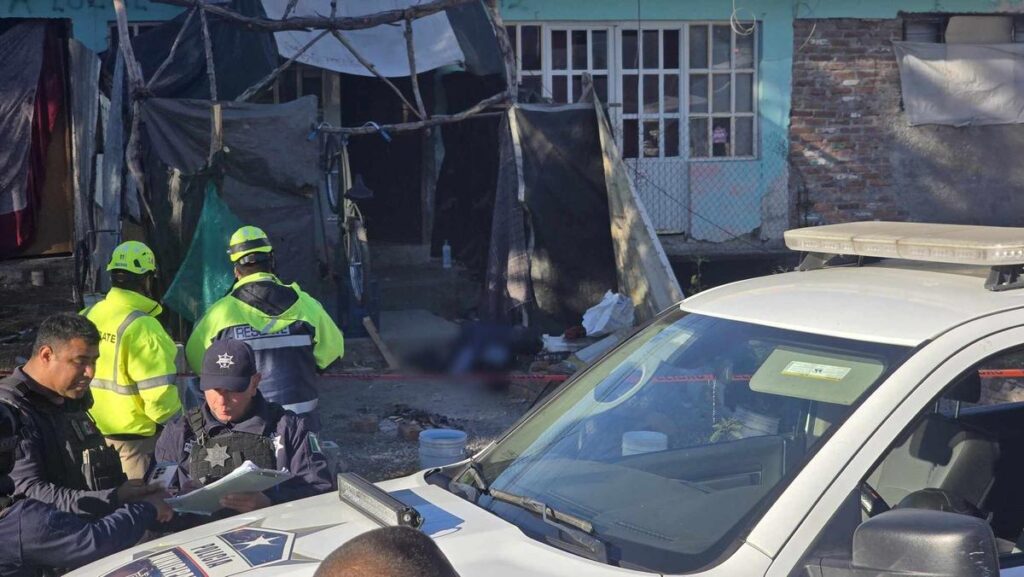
200;340;257;392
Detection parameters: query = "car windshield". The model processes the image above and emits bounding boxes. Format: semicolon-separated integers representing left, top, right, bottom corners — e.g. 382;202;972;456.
463;310;912;573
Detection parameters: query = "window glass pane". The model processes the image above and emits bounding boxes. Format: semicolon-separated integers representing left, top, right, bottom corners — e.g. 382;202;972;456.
642;30;659;69
643;74;659;114
622;30;638;69
736;32;755;68
572;30;587;69
690;118;709;158
593;75;609;103
521;26;541;71
689;74;708;113
624;74;638;114
665;118;680;157
520;75;543;100
712;117;731;157
592;30;608;70
552;75;568;103
712;25;732;69
664;74;679;113
643;120;660;157
623;119;638;158
689;25;708;69
713;74;731;113
736;73;754;112
552;30;567;70
572;75;582;102
735;117;754;157
663;29;680;69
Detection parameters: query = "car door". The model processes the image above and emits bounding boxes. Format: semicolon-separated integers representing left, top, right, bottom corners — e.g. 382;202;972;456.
753;310;1024;577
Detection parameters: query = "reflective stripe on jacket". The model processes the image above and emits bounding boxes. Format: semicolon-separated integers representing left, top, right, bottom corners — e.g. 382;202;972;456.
83;288;181;437
185;273;344;409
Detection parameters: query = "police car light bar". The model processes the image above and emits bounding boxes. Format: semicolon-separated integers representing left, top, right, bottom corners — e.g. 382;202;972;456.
337;472;424;529
785;222;1024;266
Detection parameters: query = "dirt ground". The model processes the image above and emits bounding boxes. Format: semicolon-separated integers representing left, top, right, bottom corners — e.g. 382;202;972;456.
316;375;532;481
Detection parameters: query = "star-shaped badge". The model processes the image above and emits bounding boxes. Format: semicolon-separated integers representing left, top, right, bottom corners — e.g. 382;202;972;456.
216;353;235;369
204;444;231;468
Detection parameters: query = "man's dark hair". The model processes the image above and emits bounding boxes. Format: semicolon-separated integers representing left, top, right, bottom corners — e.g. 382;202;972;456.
32;313;100;356
234;254;275;278
110;269;152;295
313;527;460;577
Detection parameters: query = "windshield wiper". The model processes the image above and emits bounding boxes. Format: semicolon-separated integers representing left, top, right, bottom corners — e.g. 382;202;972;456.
488;487;608;563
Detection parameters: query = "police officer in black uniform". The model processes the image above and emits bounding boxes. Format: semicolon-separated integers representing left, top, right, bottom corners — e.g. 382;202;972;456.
0;313;171;517
155;339;333;517
0;402;170;576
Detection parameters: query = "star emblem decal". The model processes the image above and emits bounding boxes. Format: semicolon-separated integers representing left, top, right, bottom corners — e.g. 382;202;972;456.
216;353;235;369
235;534;281;550
204;444;231;468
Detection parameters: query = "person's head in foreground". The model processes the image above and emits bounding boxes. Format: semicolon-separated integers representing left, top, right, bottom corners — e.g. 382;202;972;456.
313;526;461;577
200;339;261;423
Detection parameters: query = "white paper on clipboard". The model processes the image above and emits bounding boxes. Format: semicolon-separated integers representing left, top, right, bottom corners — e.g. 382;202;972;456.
165;460;293;515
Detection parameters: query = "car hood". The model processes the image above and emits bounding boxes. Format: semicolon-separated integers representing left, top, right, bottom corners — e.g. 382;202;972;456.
70;472;648;577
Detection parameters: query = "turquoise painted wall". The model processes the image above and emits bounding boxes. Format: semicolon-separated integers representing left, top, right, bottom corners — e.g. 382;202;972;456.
0;0;182;53
500;0;1016;241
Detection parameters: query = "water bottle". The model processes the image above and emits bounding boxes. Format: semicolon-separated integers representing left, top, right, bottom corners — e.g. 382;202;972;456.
442;240;452;269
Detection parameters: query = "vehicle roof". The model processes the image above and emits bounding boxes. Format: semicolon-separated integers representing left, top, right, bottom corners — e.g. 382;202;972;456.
681;263;1024;347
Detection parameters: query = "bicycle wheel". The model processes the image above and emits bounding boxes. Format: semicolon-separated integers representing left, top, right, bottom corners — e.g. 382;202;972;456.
345;217;372;306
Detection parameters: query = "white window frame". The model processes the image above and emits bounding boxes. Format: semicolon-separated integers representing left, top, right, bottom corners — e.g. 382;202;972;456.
505;21;759;162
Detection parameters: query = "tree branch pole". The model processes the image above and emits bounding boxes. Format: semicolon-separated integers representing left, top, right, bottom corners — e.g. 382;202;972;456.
403;16;427;119
112;0;156;228
484;0;517;104
199;6;218;101
147;6;197;90
236;29;330;102
321;92;509;136
153;0;474;32
198;5;222;163
329;29;424;121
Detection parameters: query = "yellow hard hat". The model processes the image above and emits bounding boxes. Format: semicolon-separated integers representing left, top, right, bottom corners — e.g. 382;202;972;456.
227;225;273;263
107;241;157;275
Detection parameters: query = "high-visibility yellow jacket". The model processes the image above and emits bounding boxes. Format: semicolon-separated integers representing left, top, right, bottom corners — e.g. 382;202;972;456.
185;273;344;413
83;288;181;438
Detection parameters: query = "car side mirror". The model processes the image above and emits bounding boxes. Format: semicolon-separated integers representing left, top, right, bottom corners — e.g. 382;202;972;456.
818;509;999;577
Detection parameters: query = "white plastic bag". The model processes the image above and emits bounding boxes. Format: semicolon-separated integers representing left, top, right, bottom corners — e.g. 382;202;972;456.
582;291;635;337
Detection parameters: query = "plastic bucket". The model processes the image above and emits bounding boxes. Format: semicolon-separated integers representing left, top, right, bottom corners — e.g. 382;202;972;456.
735;407;780;438
418;428;468;469
622;431;668;456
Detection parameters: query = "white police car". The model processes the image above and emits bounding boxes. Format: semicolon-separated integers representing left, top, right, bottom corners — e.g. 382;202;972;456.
76;222;1024;577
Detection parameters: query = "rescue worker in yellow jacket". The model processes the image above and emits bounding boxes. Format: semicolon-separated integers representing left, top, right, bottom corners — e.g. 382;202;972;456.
185;226;343;430
83;241;181;480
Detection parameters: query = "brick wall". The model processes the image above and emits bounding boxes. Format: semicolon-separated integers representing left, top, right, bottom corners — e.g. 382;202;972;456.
790;19;906;225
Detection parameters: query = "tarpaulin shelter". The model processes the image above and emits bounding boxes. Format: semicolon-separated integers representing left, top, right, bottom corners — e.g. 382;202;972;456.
0;22;67;257
485;97;683;332
139;96;325;323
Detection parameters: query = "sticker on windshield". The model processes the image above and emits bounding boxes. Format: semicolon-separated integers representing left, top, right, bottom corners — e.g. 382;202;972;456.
781;361;852;381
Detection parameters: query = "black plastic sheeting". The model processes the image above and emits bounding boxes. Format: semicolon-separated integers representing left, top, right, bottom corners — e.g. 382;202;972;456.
139;96;326;312
485;105;618;332
102;0;276;100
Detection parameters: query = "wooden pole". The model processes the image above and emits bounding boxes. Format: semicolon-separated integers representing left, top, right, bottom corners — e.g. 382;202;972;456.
147;6;197;90
321;92;509;136
403;16;427;120
329;29;424;121
236;30;329;102
484;0;517;104
152;0;473;32
199;6;218;101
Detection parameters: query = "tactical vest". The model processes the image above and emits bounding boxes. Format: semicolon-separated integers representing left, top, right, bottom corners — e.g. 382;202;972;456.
66;407;127;491
0;383;125;492
185;407;282;484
